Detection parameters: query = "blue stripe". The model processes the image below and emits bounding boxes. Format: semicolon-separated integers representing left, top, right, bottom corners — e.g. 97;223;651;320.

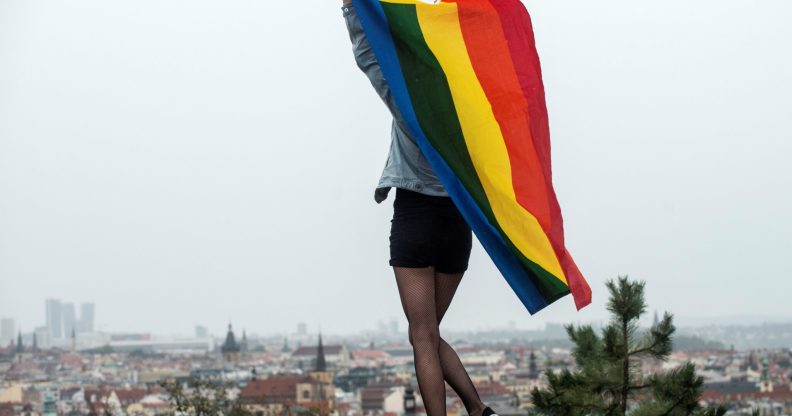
352;0;549;313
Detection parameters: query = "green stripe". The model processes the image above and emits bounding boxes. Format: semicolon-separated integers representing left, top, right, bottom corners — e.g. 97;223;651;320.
381;3;568;302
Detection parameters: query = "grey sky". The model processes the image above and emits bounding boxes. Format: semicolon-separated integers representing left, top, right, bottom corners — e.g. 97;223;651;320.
1;0;790;337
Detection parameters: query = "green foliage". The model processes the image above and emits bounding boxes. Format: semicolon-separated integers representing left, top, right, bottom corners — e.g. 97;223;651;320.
159;379;252;416
530;276;726;416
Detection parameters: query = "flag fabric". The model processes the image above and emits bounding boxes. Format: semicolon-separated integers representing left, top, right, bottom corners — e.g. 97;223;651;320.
352;0;591;313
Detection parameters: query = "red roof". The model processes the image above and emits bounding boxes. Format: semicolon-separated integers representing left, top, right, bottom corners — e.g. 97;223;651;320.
239;376;312;404
352;350;390;359
475;382;511;397
114;389;146;405
701;388;792;403
0;403;14;416
59;353;83;367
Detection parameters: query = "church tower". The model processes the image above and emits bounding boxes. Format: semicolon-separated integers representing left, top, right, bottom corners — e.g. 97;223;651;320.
241;330;249;353
528;350;538;380
15;331;23;363
315;332;327;372
759;355;773;393
221;324;241;367
308;332;334;405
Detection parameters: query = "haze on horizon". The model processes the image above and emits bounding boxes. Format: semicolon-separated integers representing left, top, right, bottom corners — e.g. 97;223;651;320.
1;0;790;337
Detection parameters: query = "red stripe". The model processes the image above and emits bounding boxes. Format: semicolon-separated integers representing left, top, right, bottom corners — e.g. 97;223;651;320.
489;0;591;308
457;0;592;308
455;0;552;232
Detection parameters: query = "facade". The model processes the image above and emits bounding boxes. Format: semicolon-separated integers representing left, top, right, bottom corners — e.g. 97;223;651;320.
240;333;336;415
292;340;350;370
0;318;14;346
195;325;208;338
62;303;77;337
45;299;62;340
79;303;95;333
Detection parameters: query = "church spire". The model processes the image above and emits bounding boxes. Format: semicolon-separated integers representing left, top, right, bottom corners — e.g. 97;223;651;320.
314;332;326;372
221;323;241;366
528;350;538;379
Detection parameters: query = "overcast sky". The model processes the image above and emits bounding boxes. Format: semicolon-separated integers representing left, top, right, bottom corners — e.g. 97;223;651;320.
1;0;790;338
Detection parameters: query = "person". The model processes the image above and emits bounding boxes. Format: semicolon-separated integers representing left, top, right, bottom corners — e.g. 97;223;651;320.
341;2;497;416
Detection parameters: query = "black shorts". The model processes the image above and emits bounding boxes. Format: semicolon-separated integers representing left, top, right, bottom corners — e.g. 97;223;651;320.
389;187;473;274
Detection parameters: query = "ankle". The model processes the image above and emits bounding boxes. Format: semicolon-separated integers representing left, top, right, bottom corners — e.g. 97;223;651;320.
469;404;487;416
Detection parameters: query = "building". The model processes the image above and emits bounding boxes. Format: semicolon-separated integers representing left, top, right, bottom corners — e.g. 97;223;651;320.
45;299;62;339
241;330;249;353
240;335;335;415
291;337;350;369
33;327;49;350
79;303;95;333
359;383;410;415
221;324;241;366
108;334;212;354
0;318;14;346
195;325;208;338
304;333;334;409
62;303;77;336
239;375;307;414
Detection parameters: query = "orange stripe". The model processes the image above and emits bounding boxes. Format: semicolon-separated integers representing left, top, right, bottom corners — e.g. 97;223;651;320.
455;0;555;238
416;1;567;283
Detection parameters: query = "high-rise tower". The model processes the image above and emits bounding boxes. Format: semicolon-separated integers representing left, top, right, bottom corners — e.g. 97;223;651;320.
0;318;15;346
62;303;77;337
79;303;95;333
45;299;63;339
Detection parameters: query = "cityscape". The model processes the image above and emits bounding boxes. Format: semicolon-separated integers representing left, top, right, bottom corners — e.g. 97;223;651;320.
1;300;791;416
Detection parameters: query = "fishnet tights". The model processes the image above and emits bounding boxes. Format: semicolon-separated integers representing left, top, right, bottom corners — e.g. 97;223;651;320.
394;266;486;416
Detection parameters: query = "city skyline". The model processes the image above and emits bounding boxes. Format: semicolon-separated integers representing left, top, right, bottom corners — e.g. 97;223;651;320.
2;298;791;342
1;0;790;337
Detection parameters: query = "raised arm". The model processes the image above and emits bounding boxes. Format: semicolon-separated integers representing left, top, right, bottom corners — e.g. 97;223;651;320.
342;1;405;124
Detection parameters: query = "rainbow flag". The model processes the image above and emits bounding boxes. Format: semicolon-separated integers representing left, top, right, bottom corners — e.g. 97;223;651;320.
353;0;591;313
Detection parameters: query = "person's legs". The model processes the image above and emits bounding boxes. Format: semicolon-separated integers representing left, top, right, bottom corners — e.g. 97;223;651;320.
433;271;487;416
393;266;446;416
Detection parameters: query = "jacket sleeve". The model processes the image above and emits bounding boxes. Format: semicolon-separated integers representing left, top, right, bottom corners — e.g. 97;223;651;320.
343;5;407;126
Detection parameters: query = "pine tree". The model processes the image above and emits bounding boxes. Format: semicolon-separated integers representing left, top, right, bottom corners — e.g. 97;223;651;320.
530;276;725;416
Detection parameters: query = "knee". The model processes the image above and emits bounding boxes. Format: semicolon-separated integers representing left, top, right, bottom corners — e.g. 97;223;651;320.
407;324;440;349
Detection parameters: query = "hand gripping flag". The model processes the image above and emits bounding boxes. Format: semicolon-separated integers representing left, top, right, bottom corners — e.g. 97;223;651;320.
353;0;592;313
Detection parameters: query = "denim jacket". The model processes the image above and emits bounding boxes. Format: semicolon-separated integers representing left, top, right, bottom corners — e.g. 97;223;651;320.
343;5;448;203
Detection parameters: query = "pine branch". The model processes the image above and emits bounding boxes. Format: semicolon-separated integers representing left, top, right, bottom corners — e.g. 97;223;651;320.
630;313;675;360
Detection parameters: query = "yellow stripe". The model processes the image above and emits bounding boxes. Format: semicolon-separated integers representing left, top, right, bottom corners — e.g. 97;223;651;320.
416;2;567;284
380;0;427;4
